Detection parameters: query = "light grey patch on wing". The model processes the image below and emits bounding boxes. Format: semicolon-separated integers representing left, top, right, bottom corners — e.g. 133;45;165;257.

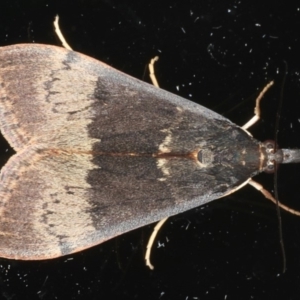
156;158;171;181
158;129;173;153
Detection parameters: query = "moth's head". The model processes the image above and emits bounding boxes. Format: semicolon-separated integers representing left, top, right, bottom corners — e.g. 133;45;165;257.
260;140;281;173
260;140;300;173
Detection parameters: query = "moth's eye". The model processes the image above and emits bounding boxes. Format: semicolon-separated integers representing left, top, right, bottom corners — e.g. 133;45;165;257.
263;139;276;153
265;162;275;174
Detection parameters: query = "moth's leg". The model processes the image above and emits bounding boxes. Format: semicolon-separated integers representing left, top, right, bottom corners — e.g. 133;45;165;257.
242;81;274;133
53;15;73;50
248;179;300;216
148;56;160;87
145;217;168;270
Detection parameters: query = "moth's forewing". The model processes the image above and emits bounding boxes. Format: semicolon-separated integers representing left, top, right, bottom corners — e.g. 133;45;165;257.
0;44;260;259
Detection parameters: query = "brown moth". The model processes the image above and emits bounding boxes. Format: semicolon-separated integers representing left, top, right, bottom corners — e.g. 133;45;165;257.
0;44;299;260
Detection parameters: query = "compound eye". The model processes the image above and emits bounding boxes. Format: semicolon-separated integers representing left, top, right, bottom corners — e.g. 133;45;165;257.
264;162;275;173
263;140;275;153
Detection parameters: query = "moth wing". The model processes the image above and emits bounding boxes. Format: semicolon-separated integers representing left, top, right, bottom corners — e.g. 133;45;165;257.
0;44;256;259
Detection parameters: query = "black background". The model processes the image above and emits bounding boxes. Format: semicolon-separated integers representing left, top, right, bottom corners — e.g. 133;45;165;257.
1;1;300;299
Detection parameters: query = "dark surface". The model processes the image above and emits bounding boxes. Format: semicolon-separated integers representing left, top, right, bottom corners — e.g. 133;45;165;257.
0;1;300;299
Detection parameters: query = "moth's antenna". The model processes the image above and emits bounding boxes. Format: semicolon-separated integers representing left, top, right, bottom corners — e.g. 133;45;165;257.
274;61;288;273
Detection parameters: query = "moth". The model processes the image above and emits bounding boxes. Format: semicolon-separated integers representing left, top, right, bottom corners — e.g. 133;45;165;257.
0;44;299;260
